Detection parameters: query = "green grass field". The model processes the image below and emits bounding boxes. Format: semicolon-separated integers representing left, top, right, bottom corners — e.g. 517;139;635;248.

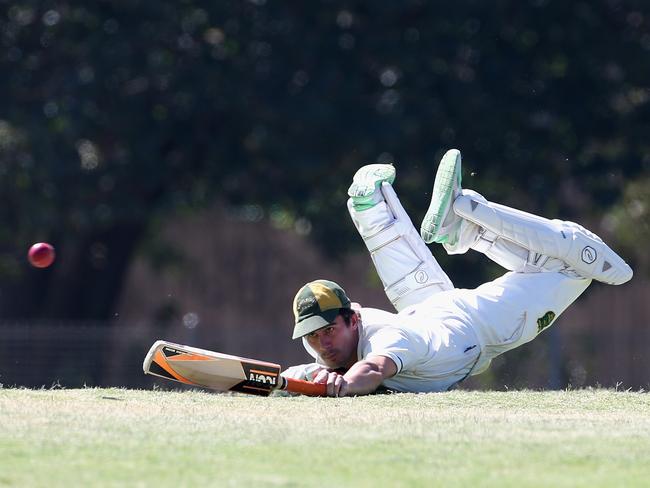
1;388;649;487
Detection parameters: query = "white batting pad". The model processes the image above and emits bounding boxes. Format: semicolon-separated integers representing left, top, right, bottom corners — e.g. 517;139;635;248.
347;182;453;311
454;194;633;285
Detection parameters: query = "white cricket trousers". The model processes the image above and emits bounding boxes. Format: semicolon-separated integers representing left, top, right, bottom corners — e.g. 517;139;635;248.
348;185;592;374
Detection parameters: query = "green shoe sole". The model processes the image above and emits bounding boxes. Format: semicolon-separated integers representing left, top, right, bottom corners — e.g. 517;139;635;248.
348;164;396;211
420;149;462;244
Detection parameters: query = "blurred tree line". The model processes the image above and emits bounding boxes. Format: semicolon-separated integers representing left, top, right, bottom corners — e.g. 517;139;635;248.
0;0;648;320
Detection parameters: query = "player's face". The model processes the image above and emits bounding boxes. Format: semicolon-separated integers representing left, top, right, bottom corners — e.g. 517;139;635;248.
305;314;359;369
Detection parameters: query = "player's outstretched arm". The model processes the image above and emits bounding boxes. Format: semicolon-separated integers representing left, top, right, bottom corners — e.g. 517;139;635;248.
314;356;397;397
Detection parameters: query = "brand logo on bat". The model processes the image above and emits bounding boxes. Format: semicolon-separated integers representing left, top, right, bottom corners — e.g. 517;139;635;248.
249;372;278;385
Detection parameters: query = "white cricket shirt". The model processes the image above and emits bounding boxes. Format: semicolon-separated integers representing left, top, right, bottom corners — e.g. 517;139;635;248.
357;293;481;392
300;289;483;392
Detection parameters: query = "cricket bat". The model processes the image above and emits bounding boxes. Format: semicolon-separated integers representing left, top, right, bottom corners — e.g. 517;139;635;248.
143;340;327;397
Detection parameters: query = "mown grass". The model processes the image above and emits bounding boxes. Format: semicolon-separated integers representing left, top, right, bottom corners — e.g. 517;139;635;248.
1;388;649;487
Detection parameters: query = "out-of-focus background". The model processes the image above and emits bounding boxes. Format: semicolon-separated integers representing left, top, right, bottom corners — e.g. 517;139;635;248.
1;1;648;391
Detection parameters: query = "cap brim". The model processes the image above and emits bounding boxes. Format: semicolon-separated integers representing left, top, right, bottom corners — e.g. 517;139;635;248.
292;309;340;339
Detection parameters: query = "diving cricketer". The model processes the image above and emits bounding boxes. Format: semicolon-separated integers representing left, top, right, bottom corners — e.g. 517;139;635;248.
283;149;633;397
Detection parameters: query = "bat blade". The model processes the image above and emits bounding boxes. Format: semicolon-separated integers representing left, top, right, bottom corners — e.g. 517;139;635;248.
143;340;281;396
143;340;327;397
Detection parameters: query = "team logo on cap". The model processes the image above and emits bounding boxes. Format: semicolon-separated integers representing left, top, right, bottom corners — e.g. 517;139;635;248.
296;296;317;314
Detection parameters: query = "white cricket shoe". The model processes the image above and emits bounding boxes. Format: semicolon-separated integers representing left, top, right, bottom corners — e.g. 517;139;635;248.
348;164;396;211
420;149;463;245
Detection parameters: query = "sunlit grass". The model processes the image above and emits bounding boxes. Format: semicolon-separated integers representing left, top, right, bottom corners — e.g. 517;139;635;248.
1;388;649;487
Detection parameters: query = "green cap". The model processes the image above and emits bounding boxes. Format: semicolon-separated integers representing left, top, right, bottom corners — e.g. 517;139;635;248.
292;279;351;339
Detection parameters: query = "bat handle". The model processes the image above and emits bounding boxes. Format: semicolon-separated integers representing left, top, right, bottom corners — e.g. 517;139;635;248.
281;377;327;396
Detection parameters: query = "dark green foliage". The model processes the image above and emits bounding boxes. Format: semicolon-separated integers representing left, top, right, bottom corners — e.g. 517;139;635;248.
0;1;648;318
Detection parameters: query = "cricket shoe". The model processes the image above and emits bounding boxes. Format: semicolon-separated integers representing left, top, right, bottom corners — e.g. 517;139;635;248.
420;149;463;245
348;163;396;211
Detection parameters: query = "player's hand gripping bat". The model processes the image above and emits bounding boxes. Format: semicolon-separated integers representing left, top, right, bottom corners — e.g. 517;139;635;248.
143;340;327;396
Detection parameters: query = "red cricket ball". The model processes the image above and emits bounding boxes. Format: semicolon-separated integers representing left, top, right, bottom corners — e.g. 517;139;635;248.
28;242;56;268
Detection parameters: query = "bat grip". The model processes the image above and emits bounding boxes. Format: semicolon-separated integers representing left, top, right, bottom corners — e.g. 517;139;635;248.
281;377;327;396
